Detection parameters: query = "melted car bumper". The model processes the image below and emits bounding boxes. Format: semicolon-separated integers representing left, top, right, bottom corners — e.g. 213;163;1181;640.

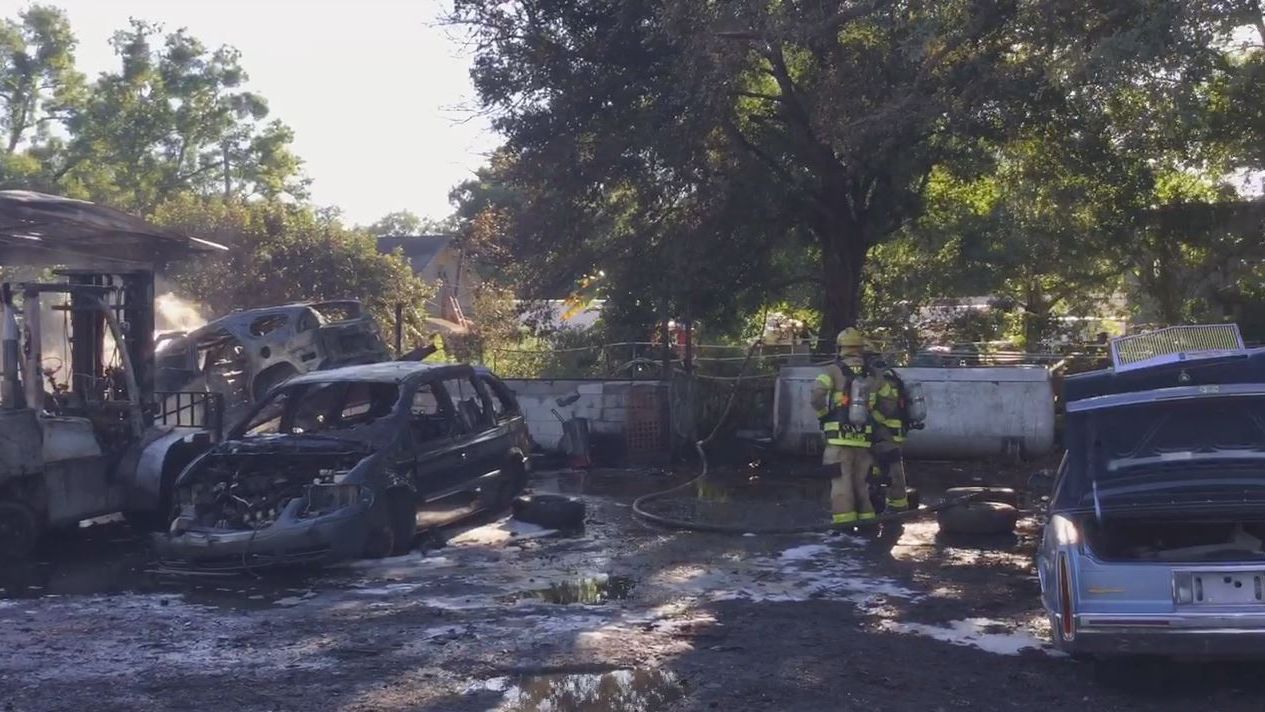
153;503;371;571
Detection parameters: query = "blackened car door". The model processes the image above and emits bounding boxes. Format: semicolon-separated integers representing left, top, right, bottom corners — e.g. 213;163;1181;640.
407;378;475;527
440;372;505;488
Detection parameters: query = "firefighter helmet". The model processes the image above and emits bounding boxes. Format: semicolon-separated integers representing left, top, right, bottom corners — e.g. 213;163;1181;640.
836;327;867;350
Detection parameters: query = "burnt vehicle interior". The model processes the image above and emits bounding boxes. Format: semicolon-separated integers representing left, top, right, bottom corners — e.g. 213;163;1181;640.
1069;394;1265;563
176;369;517;539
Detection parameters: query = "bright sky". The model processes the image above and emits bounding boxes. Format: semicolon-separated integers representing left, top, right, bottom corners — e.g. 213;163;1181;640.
43;0;498;226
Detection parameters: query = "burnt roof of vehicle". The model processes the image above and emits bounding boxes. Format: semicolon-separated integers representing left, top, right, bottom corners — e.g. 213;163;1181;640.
1064;347;1265;404
284;361;463;385
173;300;366;339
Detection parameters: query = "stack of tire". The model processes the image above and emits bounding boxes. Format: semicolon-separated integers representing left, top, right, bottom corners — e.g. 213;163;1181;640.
936;486;1020;536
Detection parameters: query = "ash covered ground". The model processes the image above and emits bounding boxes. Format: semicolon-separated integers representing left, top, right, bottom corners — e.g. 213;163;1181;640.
4;463;1265;712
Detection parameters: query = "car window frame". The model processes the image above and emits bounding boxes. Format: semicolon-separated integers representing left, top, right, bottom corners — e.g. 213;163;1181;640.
435;372;491;435
408;377;462;451
479;374;520;423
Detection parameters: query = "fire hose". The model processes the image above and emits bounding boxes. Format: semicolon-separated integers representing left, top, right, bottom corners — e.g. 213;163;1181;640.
630;341;989;535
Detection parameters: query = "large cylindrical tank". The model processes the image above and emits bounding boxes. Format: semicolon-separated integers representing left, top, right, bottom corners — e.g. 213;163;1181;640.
774;365;1055;459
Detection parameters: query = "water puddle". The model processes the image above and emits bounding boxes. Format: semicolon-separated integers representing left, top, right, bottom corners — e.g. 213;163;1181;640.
481;668;682;711
513;574;637;605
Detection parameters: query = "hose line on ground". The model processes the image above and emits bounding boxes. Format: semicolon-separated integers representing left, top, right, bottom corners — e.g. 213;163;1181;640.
630;341;986;535
632;483;984;535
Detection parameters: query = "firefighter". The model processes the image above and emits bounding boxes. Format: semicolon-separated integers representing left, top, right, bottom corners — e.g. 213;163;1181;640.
811;327;878;525
869;354;910;512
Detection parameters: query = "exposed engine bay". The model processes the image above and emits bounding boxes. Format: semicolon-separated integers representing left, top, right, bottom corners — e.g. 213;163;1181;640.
1084;517;1265;562
178;452;369;531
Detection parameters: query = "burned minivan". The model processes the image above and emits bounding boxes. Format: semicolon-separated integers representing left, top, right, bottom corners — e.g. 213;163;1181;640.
1040;325;1265;657
154;362;531;569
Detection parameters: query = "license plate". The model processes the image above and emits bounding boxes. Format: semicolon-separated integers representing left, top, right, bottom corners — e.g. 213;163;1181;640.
1192;572;1265;605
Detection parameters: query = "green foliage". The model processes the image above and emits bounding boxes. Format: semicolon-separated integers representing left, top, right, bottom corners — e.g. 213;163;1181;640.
0;9;305;209
450;0;1243;344
152;195;434;346
0;4;83;155
59;21;304;208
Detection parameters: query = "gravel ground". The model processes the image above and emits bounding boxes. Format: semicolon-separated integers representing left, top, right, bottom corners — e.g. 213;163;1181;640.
4;461;1265;712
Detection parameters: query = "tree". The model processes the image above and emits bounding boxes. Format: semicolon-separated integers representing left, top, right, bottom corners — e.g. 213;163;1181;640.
450;0;1211;343
57;20;305;209
0;4;82;154
153;195;434;345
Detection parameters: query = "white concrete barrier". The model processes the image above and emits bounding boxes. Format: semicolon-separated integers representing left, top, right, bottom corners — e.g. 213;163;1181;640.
774;365;1055;459
502;379;665;453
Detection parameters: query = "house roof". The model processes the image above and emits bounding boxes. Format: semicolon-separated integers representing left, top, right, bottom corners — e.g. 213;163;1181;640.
0;190;226;267
376;234;453;270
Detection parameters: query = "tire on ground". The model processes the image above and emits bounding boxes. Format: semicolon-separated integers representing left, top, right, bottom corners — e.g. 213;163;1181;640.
937;501;1019;536
512;494;586;530
0;500;40;560
363;491;412;559
943;486;1020;508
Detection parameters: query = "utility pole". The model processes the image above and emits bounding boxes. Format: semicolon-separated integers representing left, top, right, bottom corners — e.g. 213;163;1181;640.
394;302;404;354
222;142;232;199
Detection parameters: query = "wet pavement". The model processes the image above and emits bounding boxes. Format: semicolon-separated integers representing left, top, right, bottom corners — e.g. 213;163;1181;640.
5;461;1265;711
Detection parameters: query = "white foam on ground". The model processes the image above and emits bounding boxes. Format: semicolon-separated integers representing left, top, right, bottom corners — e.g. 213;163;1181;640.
779;544;832;561
702;540;917;606
448;518;558;547
879;617;1051;656
352;583;422;596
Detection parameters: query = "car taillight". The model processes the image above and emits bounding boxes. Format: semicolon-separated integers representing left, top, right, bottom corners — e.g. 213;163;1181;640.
1058;552;1075;641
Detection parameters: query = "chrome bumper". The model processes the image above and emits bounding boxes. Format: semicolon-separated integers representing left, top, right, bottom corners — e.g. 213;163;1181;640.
1067;612;1265;657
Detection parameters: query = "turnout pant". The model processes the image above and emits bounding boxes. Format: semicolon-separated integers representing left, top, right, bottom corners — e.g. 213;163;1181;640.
884;454;909;509
823;444;874;523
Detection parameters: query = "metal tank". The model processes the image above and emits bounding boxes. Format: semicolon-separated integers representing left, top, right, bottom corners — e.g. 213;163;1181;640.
773;365;1056;459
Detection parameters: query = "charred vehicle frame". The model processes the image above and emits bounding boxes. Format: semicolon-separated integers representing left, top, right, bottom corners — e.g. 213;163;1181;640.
154;300;389;421
155;362;532;570
0;191;228;559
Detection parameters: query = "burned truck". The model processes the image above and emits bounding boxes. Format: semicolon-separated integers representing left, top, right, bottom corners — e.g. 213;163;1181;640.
154;300;389;422
0;191;228;558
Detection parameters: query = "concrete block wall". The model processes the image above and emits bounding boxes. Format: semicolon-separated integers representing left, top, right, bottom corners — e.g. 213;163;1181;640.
502;379;660;452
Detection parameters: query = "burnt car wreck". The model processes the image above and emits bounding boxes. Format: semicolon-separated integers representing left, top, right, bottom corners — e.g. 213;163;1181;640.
155;362;532;569
155;300;389;422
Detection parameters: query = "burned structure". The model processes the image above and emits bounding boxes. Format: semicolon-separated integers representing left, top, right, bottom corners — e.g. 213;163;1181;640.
0;191;228;558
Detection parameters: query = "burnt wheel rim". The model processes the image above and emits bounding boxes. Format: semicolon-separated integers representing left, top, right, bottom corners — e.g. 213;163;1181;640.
363;523;394;559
